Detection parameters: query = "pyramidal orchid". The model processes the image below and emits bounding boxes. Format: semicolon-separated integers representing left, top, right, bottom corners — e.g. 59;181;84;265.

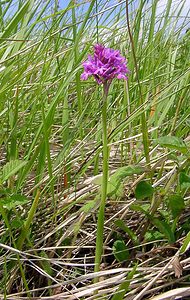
81;44;129;284
81;44;129;85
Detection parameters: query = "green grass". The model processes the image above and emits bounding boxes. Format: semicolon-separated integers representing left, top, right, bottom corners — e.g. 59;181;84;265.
0;0;190;298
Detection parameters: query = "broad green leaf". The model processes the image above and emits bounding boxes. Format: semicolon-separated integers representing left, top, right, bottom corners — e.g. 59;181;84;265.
0;188;11;197
112;166;144;180
135;181;154;200
108;166;144;197
11;218;23;229
168;194;185;219
179;172;190;184
1;160;27;182
145;231;164;242
80;197;99;214
115;219;139;244
130;204;150;215
179;172;190;190
156;136;188;154
93;165;144;186
180;231;190;254
93;165;144;198
113;240;129;262
180;182;190;190
92;174;123;197
107;180;124;198
1;194;28;210
152;219;175;243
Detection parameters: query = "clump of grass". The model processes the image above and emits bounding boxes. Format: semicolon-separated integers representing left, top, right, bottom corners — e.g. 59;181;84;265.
0;0;190;299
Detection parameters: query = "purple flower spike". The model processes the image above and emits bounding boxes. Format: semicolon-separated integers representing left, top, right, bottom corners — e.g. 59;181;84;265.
81;44;129;85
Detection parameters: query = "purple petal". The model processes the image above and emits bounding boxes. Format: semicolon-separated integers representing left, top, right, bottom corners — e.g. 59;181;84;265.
80;72;89;80
117;74;127;80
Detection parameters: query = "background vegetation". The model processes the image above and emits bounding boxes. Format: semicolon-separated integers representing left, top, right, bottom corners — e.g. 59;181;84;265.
0;0;190;299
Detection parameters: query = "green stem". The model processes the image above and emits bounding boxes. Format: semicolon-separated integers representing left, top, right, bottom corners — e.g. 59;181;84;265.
94;83;109;283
